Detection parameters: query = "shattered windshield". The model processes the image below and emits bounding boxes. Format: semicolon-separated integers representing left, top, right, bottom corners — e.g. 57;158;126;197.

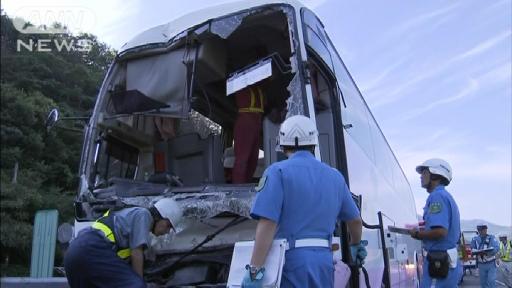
85;3;302;208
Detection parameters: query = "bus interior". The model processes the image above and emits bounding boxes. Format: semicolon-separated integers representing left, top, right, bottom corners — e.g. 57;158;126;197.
90;7;302;200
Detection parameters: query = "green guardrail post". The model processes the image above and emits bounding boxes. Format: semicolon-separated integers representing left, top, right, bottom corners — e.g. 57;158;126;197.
30;209;59;278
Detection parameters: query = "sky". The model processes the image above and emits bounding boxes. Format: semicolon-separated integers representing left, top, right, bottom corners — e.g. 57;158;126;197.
2;0;511;226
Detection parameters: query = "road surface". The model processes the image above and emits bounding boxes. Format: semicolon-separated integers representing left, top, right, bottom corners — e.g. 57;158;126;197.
460;272;481;287
460;268;509;287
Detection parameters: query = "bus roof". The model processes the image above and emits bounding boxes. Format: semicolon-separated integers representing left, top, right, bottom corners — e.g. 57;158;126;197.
119;0;304;53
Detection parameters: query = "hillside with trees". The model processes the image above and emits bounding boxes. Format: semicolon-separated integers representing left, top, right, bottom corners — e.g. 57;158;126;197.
0;11;115;275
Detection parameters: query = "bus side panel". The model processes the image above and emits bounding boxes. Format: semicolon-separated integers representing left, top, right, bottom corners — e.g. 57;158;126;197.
343;131;421;287
342;132;385;287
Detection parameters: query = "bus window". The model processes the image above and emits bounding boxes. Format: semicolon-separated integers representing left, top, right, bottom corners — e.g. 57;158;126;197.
301;8;334;71
95;135;139;184
329;45;375;162
302;8;375;162
369;119;396;186
308;55;337;167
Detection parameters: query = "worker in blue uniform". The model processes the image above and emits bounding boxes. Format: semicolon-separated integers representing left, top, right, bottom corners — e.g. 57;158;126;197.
408;158;462;288
64;198;182;288
241;115;367;288
471;224;499;288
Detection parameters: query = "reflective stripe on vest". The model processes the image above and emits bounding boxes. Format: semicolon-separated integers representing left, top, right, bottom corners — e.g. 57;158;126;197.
92;210;131;259
238;87;264;113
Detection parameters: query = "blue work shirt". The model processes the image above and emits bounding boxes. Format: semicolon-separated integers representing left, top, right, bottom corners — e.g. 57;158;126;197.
250;151;360;287
112;207;153;249
251;151;360;242
471;234;499;261
420;185;462;288
422;185;460;251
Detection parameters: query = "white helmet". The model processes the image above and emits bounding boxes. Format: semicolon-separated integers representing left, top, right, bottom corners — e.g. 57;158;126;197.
416;158;452;183
278;115;318;147
154;198;183;228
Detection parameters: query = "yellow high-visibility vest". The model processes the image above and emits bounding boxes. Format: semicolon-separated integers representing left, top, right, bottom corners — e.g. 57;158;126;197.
499;241;511;261
238;87;265;113
92;210;131;259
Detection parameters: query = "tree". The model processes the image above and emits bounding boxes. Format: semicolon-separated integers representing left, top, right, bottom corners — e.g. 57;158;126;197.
0;12;116;274
0;169;44;263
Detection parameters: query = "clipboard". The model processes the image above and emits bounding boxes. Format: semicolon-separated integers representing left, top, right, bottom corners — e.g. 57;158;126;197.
388;226;411;235
471;247;494;253
227;239;287;288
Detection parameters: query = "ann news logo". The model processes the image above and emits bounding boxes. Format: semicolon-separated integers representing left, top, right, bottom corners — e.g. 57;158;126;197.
13;6;96;53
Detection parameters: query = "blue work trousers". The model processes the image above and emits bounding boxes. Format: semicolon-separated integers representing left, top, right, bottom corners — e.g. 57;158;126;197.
64;229;146;288
478;261;496;288
281;247;333;288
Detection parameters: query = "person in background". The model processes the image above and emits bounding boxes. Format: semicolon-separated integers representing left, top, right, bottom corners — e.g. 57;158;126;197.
471;224;500;288
498;234;511;262
231;46;288;184
408;158;462;287
241;115;366;288
64;198;183;287
232;82;266;184
497;234;512;288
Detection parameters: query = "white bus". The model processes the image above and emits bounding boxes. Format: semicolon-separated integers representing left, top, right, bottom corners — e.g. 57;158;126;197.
69;1;422;286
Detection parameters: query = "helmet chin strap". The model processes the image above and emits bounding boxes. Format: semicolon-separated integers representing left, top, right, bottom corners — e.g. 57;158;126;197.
427;181;435;192
424;171;435;192
427;177;441;192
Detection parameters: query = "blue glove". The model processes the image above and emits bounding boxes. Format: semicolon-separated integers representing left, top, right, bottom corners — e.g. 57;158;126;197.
350;240;368;266
241;265;265;288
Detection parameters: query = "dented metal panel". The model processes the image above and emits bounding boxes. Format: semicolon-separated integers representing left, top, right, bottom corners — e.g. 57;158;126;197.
119;189;257;252
120;0;304;53
122;188;255;225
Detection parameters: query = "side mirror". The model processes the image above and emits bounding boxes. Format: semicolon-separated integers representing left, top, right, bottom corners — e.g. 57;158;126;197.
45;108;60;132
44;109;89;133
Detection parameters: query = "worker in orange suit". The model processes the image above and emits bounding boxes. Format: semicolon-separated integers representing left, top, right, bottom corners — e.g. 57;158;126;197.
232;84;265;184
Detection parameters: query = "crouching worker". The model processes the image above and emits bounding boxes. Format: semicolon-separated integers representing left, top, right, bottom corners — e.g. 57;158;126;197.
64;198;182;288
242;115;366;288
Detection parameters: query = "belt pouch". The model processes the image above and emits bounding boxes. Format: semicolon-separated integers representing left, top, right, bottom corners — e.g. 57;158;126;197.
427;250;449;278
